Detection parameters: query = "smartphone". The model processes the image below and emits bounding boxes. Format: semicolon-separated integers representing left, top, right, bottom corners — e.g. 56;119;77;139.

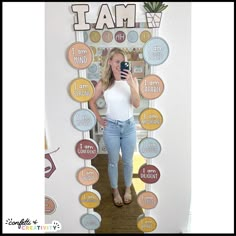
120;61;130;80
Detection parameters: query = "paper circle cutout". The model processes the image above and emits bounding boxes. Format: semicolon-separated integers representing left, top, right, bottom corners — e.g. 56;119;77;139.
71;109;96;132
75;139;98;160
137;191;158;209
87;73;100;81
80;213;101;230
140;30;152;43
138;164;160;184
140;74;164;99
67;42;93;69
88;63;98;73
76;166;99;186
143;37;169;65
139;137;161;159
69;78;95;102
115;31;126;43
45;196;57;215
137;215;157;232
90;31;101;43
139;108;163;131
79;191;100;208
96;97;106;109
102;31;113;43
127;30;138;43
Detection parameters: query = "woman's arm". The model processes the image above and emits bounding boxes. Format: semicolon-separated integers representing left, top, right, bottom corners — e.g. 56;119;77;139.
129;77;140;108
89;81;107;126
123;70;140;108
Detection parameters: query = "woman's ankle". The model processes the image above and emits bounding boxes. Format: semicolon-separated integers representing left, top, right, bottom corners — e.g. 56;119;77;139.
112;188;120;195
125;187;131;193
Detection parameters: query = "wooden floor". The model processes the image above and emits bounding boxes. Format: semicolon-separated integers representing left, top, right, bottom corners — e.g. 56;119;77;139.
91;154;145;234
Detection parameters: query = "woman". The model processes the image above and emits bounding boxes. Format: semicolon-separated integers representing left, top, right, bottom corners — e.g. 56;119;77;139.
89;48;140;207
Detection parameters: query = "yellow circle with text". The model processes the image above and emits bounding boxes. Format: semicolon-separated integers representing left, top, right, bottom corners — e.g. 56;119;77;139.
140;30;152;43
79;191;100;209
137;216;157;232
139;108;163;131
69;78;95;102
90;31;101;43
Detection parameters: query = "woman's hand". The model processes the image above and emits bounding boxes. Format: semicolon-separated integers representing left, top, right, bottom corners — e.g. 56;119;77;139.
98;117;107;127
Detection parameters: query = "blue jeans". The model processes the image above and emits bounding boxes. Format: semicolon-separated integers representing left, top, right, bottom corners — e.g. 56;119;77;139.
103;117;136;189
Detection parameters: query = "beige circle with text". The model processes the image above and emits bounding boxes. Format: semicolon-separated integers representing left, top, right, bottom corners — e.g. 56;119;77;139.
102;31;113;43
137;191;158;209
140;74;164;99
67;42;93;69
45;196;56;215
77;167;99;186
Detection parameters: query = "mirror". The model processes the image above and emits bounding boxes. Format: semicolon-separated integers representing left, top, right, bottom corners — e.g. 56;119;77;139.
84;24;154;233
45;2;193;233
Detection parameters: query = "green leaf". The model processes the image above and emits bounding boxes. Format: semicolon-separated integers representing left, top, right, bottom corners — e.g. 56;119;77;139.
144;2;153;12
148;2;154;9
144;1;168;13
154;2;161;12
158;4;168;12
153;2;158;9
149;2;154;11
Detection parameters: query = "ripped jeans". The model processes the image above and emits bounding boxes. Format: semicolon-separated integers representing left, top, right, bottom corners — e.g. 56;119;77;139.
103;117;136;189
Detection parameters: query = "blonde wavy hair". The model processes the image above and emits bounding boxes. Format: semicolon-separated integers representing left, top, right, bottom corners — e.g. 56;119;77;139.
101;48;127;90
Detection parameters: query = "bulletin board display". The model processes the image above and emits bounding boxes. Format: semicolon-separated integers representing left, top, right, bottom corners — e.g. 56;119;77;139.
84;24;153;83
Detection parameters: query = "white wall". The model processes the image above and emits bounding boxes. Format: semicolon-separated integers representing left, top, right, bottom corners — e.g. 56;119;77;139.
45;2;88;233
45;2;191;233
149;2;191;233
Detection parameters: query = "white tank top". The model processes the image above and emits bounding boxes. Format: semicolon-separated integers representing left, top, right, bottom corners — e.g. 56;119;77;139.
104;80;133;121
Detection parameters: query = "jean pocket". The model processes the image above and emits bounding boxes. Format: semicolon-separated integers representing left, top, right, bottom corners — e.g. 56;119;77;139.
129;120;136;127
106;121;118;129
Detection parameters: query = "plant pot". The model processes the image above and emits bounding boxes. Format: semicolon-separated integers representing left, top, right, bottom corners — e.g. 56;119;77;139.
146;12;162;28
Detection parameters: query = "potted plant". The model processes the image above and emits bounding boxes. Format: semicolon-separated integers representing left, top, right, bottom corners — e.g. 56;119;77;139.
144;2;168;28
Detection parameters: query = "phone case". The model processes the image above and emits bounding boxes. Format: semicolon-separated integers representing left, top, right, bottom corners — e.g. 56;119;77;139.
120;61;130;79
